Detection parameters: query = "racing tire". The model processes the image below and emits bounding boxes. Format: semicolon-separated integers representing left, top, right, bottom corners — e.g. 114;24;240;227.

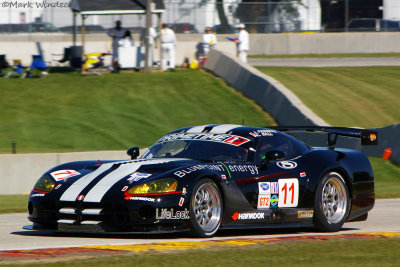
313;172;350;232
189;178;223;237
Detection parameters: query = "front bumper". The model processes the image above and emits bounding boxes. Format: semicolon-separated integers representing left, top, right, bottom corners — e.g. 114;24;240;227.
28;199;189;233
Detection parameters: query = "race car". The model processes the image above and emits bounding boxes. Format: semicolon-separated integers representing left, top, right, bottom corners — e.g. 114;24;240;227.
26;124;377;237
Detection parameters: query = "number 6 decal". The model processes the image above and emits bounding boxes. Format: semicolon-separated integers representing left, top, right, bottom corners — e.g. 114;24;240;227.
278;179;299;207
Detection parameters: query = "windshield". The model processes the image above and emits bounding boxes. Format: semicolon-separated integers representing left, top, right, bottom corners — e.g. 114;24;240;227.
142;140;248;162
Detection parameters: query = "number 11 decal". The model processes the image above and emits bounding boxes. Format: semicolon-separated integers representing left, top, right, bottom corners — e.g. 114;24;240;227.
278;179;299;207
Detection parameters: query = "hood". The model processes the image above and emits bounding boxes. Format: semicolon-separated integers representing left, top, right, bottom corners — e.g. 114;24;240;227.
58;158;196;203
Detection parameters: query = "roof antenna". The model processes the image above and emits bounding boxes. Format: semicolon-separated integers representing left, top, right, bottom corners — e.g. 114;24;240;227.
242;119;245;125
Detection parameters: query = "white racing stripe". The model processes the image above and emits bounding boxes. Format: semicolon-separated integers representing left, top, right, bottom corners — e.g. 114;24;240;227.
60;163;114;202
83;162;142;203
186;125;210;133
209;124;242;134
83;158;183;203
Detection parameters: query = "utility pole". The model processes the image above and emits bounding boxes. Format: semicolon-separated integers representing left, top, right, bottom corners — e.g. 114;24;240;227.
344;0;349;32
144;0;152;72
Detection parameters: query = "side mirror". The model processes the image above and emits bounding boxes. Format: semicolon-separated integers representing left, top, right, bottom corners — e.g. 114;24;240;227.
258;150;286;171
127;146;140;159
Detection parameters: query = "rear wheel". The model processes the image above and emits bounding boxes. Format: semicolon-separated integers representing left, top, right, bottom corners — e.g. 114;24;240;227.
313;172;350;232
189;178;222;237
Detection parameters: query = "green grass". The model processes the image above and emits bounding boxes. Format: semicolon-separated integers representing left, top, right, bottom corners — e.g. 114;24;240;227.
5;237;400;266
257;66;400;128
0;70;274;153
250;52;400;58
370;157;400;199
0;195;28;214
2;157;397;214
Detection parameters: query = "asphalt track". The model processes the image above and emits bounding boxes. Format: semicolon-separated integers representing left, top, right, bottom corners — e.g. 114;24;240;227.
248;57;400;67
0;198;399;251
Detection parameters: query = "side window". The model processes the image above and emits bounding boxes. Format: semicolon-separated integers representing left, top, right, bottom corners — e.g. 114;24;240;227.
255;136;295;163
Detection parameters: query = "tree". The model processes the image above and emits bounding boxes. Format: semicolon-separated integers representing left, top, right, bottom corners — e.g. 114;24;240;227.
237;0;301;33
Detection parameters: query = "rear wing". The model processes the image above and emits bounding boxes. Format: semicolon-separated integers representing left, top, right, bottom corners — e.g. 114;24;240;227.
269;126;377;149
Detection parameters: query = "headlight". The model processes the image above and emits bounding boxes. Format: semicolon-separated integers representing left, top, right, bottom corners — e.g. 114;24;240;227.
127;178;178;195
33;174;55;193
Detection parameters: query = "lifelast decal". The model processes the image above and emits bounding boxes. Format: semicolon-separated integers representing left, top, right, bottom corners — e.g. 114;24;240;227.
156;208;190;220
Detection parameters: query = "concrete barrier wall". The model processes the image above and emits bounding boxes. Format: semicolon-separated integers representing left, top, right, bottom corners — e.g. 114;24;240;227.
0;150;127;195
0;33;236;67
250;32;400;55
204;49;329;127
2;32;400;67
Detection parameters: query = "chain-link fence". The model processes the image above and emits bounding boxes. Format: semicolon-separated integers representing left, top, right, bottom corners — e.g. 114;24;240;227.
0;0;393;34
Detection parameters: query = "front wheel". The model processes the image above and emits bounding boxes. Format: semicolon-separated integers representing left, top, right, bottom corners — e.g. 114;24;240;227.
189;178;223;237
313;172;350;232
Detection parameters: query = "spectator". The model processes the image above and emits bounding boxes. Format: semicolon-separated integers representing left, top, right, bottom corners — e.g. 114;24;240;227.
201;27;217;56
107;20;126;63
236;24;249;63
118;30;134;47
159;23;176;71
140;26;157;66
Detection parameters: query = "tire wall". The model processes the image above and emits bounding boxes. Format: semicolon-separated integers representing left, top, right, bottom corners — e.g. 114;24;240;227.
204;49;400;166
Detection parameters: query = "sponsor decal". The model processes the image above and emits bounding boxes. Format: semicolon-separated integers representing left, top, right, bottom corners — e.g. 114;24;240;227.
207;164;225;172
30;193;45;197
228;165;258;175
129;197;156;202
270;194;278;208
278;179;299;208
257;194;270;209
258;182;271;194
50;170;81;181
231;212;265;221
271;182;279;194
277;161;297;169
222;136;250;146
156;208;189;220
249;129;277;137
156;133;249;146
55;184;62;190
174;164;225;178
127;172;152;182
221;174;227;180
178;197;185;206
174;165;207;178
121;186;128;192
182;187;187;195
298;210;314;218
77;195;85;201
300;172;307;177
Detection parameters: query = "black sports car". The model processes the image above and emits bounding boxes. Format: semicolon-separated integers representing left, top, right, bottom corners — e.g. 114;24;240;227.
26;125;377;237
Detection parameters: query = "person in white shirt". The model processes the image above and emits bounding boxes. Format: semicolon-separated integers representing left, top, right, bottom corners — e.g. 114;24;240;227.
118;30;134;48
107;20;127;62
159;23;176;71
141;27;157;67
201;27;217;56
236;24;249;63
